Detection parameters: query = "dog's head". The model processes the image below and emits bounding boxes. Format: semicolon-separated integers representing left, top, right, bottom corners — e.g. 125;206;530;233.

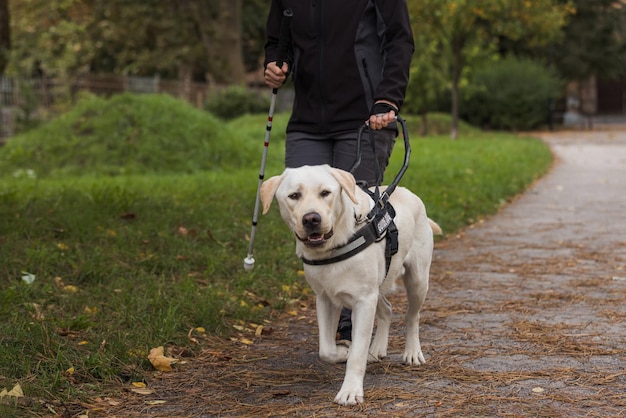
260;165;360;252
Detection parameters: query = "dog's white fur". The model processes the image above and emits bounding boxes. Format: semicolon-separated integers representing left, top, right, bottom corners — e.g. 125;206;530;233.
260;165;440;405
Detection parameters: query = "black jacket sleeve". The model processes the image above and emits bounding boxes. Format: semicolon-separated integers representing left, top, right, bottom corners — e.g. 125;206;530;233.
264;0;293;70
375;0;414;111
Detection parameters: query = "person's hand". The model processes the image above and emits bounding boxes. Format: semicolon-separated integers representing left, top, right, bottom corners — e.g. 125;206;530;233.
369;101;398;130
264;61;289;89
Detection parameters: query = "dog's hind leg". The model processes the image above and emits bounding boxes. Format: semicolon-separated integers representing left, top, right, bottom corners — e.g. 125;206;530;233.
368;294;392;361
316;295;349;364
401;255;430;365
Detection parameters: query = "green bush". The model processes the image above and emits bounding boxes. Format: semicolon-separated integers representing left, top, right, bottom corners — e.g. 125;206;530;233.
461;56;563;131
205;85;270;120
0;93;263;178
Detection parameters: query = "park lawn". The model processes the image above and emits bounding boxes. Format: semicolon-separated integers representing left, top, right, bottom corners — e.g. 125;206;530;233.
0;95;553;414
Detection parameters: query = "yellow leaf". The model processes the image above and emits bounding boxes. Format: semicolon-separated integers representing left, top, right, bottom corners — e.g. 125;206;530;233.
56;243;69;250
0;384;23;398
63;285;79;293
146;400;167;405
131;382;146;388
106;229;117;237
239;338;254;345
66;367;75;375
232;324;245;331
78;341;89;346
187;328;199;344
84;306;98;314
255;325;264;337
195;327;206;333
130;388;154;395
147;346;178;372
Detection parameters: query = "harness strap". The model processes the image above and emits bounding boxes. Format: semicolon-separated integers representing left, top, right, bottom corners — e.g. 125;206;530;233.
301;191;399;276
301;220;381;266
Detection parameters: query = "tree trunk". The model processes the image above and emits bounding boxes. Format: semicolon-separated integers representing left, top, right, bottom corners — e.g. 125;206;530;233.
450;46;462;140
216;0;245;84
0;0;10;75
194;0;245;85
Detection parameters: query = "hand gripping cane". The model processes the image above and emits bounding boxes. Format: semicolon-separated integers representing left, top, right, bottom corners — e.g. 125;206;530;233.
244;8;293;270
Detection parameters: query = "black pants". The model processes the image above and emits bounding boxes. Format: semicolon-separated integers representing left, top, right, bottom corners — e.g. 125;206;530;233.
285;127;396;186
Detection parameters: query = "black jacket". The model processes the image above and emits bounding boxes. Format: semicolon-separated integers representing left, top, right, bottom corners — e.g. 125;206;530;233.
265;0;414;134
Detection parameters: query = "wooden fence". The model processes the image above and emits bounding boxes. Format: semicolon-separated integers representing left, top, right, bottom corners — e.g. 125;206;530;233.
0;74;216;138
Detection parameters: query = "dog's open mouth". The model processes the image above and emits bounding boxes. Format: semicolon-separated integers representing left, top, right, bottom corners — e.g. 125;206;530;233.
297;230;334;247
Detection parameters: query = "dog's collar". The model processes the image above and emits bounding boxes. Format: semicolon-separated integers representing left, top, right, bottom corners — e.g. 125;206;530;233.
301;189;399;273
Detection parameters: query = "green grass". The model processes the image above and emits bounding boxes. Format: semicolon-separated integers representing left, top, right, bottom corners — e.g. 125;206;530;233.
0;94;552;414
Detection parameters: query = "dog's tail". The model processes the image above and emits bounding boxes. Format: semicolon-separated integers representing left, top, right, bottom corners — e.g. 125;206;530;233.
428;218;443;235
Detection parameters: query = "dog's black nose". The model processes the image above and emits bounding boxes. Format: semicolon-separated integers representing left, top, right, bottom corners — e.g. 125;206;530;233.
302;212;322;229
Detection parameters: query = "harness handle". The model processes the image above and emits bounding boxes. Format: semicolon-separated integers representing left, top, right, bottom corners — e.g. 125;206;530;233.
350;116;411;210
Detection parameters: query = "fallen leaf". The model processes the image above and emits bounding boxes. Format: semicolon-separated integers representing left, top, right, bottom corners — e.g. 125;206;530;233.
21;271;35;285
0;384;24;399
532;387;545;394
130;388;154;395
63;285;79;293
120;212;136;220
31;303;45;321
255;325;264;337
148;346;178;372
195;327;206;333
239;338;254;345
187;328;199;344
131;382;146;388
146;400;167;405
84;306;98;314
66;367;75;375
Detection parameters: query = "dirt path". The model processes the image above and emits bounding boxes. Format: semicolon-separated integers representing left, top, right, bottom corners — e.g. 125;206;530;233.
100;130;626;417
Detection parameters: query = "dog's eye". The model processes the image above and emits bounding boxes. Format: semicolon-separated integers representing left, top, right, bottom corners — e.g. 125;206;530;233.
320;190;331;198
288;192;300;200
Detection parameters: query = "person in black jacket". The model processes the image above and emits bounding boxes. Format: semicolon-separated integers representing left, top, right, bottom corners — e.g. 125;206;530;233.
264;0;414;341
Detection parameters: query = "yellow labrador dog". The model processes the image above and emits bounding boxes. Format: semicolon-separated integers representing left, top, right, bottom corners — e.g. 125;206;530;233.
260;164;440;405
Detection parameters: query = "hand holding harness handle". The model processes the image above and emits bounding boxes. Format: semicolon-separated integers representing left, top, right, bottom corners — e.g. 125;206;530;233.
302;116;411;276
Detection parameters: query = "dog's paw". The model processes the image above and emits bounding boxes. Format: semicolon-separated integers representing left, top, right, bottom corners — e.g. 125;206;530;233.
335;342;350;363
368;340;388;362
402;349;426;365
334;387;364;406
320;341;350;363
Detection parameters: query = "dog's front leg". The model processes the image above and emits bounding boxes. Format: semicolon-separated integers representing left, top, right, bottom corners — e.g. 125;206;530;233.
316;295;349;363
334;295;377;406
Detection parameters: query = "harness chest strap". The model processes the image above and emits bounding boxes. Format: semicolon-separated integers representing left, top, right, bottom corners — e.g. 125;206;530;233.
301;201;399;275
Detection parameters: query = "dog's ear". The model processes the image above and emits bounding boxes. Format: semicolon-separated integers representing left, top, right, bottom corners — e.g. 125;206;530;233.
329;168;359;205
260;175;283;214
